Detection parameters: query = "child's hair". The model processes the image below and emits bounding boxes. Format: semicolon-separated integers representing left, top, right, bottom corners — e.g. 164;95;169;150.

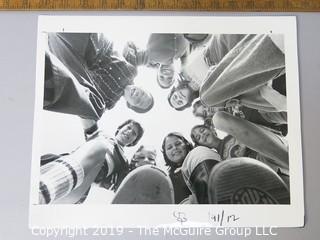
183;34;212;50
190;124;217;146
126;94;154;113
129;145;157;170
192;99;202;115
167;74;199;111
161;132;193;170
115;119;144;147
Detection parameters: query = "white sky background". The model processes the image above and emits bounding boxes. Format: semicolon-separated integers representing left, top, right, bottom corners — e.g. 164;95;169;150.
40;32;204;171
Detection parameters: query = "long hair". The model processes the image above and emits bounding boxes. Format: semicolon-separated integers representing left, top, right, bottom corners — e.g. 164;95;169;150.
161;132;193;170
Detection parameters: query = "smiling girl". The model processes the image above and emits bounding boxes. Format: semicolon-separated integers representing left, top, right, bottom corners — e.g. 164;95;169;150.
161;132;193;203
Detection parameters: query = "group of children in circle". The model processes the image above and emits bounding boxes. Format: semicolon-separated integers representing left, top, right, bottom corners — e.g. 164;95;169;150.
40;32;289;204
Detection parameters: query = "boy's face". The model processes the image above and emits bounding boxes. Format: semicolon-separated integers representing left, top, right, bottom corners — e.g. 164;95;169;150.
116;122;139;146
124;85;153;111
157;64;175;88
132;147;157;168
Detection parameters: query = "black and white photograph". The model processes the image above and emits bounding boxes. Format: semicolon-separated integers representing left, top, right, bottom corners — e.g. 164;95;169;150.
30;16;304;227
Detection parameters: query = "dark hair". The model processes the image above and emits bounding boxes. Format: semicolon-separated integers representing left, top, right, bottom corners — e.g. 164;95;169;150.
192;99;219;120
167;74;199;111
115;119;144;147
183;34;210;44
190;124;217;146
126;94;154;113
183;34;212;50
192;99;202;115
161;132;193;170
193;99;202;108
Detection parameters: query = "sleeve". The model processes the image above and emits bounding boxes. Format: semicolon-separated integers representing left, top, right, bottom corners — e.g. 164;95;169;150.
182;146;221;188
259;85;287;111
122;41;149;67
200;34;286;108
85;33;114;67
44;50;105;120
238;83;287;112
203;34;246;66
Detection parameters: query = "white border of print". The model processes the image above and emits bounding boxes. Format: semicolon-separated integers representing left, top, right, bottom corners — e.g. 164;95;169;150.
29;16;304;228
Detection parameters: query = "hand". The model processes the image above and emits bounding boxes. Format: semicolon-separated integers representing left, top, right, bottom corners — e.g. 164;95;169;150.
122;41;138;66
225;99;241;115
225;98;241;109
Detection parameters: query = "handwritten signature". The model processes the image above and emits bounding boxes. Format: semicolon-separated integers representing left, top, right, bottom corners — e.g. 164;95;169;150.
173;211;188;225
173;210;240;226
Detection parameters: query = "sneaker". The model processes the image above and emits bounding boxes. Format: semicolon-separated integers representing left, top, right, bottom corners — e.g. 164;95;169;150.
208;158;290;204
111;165;174;204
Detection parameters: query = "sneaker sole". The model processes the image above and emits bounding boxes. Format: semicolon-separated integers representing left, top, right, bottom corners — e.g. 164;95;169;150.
111;165;174;204
208;158;290;204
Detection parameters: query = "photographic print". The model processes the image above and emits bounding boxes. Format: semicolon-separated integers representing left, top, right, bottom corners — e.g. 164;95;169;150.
30;16;304;227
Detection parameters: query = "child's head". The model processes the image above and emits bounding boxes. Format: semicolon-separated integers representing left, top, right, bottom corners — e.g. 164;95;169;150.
192;100;217;120
183;34;212;49
130;145;157;169
124;85;154;113
190;124;219;149
147;34;189;65
157;64;175;89
161;132;193;169
115;119;144;147
167;76;199;111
